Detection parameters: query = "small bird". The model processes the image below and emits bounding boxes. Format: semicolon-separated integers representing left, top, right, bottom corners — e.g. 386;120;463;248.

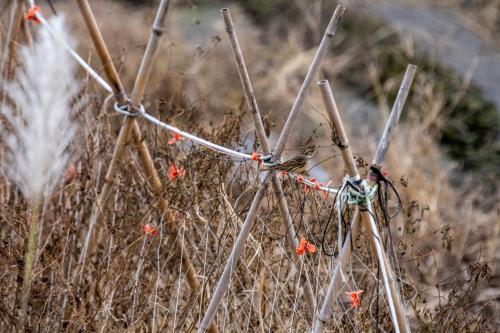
261;144;315;175
267;155;310;174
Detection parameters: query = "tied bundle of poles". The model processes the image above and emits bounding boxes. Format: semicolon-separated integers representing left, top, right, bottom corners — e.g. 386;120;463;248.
1;1;418;331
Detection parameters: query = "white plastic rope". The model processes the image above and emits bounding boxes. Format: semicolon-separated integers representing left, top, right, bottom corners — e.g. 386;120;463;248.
29;3;113;93
137;105;254;160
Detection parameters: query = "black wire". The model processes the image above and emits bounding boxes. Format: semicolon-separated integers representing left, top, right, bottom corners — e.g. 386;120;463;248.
321;180;360;257
369;165;402;266
46;0;57;16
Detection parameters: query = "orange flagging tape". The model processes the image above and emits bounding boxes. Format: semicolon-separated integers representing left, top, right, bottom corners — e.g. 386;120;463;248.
25;5;41;24
296;237;316;256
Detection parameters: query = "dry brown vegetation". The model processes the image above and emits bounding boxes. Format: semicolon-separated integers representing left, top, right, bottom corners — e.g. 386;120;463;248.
0;0;498;332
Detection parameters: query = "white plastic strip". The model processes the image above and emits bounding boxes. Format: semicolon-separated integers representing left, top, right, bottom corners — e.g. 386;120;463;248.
138;106;253;160
30;5;113;93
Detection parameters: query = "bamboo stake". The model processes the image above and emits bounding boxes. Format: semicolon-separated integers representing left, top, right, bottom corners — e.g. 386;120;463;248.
75;2;218;332
312;65;417;333
198;6;346;332
221;8;317;317
317;80;401;332
0;0;25;101
75;0;171;277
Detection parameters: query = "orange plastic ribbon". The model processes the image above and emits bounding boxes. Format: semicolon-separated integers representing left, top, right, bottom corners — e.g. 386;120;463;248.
63;164;78;183
168;133;184;145
295;237;316;256
25;5;41;24
251;152;261;161
345;290;363;307
169;164;186;181
143;223;158;236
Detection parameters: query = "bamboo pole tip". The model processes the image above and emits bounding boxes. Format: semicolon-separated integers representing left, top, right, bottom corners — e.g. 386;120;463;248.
334;5;346;17
327;5;346;36
220;8;232;27
220;8;230;18
336;5;347;12
318;79;329;86
408;64;417;70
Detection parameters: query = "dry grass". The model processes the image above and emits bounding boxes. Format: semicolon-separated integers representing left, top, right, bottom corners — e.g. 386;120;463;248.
0;0;498;332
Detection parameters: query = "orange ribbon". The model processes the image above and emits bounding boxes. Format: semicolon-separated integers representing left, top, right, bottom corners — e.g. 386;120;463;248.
143;223;158;236
168;133;184;145
25;5;41;24
345;290;363;307
295;237;316;256
169;164;186;181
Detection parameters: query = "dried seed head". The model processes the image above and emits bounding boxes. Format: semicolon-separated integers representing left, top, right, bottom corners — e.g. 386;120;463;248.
1;16;80;201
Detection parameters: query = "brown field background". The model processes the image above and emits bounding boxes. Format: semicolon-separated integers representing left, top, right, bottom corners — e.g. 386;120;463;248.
0;0;498;331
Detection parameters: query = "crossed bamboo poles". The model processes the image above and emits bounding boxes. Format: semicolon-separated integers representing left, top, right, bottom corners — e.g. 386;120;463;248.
74;1;218;332
4;1;416;330
312;69;416;333
199;5;346;332
204;8;416;332
220;8;320;319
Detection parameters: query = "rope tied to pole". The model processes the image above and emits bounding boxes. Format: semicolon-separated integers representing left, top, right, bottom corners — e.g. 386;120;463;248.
333;176;377;252
368;165;402;218
113;102;139;117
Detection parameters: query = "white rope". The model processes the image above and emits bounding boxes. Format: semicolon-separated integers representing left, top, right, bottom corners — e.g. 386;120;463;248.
30;5;113;93
137;105;253;160
138;105;344;193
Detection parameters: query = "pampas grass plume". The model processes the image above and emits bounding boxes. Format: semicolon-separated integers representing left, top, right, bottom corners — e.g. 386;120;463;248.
0;15;79;325
1;16;79;201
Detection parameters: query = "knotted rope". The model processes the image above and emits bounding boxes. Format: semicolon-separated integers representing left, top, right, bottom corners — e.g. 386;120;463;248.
322;175;378;256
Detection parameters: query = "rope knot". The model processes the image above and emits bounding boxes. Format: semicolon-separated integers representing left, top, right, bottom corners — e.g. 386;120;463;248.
113;102;145;118
114;102;138;117
25;5;41;24
368;165;388;182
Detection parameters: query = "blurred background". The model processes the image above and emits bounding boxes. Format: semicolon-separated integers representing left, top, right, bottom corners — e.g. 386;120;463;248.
1;0;499;330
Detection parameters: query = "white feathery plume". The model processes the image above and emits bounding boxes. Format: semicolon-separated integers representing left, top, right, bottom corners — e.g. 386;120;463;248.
1;16;79;201
0;15;79;325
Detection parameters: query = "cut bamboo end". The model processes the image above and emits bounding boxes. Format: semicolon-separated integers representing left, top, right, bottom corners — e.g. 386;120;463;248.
327;5;346;36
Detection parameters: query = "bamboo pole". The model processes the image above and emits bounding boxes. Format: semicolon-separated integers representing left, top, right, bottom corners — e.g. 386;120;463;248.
198;6;346;332
221;8;317;318
75;2;218;332
317;80;401;332
75;0;170;276
312;65;417;333
0;0;25;101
